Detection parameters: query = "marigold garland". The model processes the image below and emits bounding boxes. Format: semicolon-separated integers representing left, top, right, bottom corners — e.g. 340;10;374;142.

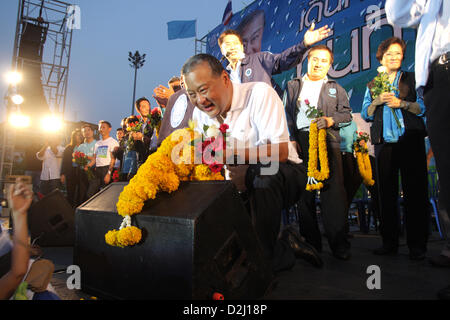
306;122;330;191
354;140;375;187
105;127;225;248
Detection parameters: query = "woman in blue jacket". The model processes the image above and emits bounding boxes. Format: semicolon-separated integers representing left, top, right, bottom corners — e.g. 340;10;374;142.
361;37;429;260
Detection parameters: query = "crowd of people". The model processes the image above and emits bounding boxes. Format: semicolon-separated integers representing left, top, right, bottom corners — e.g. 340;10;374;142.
1;0;448;300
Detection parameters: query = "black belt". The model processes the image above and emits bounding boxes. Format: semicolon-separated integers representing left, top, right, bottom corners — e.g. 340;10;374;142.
432;51;450;68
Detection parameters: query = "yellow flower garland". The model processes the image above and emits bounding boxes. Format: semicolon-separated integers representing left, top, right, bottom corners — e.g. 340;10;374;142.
306;122;330;191
354;141;375;186
105;127;224;248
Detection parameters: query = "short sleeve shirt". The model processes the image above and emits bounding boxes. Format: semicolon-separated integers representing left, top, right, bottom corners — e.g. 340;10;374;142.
94;137;119;167
193;82;290;148
75;140;97;158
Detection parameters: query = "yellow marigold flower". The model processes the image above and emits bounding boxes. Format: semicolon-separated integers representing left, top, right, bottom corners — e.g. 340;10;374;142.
105;229;119;246
306;122;329;188
116;226;142;247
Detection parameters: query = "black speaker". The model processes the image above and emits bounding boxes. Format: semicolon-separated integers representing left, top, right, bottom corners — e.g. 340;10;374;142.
28;189;75;247
18;22;47;61
74;181;273;300
17;22;50;116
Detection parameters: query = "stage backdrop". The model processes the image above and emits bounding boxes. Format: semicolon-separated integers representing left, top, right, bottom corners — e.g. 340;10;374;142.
206;0;416;113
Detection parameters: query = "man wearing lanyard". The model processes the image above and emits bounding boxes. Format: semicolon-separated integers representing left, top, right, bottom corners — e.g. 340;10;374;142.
218;22;332;96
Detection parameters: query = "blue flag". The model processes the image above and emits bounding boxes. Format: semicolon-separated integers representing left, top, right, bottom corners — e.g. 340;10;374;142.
167;20;196;40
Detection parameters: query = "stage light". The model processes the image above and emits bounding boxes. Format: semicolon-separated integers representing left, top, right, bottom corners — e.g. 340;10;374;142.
11;94;24;105
8;112;31;128
5;71;22;85
40;114;64;132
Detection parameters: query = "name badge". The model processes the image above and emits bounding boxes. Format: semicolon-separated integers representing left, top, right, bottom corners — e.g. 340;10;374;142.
170;94;188;128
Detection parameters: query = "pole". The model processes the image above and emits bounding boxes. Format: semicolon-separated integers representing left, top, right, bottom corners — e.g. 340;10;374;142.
131;66;137;115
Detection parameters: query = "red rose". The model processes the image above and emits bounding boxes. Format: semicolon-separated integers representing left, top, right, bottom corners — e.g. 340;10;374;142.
209;163;223;173
219;123;229;134
151;107;161;116
304;99;310;105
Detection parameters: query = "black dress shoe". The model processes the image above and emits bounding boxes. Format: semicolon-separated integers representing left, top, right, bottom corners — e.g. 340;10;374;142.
429;255;450;268
409;249;426;261
332;247;351;261
373;246;398;256
282;227;323;268
437;285;450;300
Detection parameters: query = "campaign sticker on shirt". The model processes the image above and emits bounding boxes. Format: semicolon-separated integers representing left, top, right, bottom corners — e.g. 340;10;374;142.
97;145;109;159
245;68;252;78
328;88;337;98
170;94;188;128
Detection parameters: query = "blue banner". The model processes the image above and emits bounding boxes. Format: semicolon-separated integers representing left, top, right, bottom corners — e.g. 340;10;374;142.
206;0;416;113
167;20;196;40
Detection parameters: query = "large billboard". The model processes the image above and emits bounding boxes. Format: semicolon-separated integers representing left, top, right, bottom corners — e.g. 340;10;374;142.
206;0;416;112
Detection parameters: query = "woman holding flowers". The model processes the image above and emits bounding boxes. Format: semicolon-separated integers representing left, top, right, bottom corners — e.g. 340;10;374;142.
361;37;429;260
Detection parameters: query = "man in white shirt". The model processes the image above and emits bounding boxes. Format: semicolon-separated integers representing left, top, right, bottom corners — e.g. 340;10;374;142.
36;136;65;196
182;53;323;273
385;0;450;300
86;121;119;198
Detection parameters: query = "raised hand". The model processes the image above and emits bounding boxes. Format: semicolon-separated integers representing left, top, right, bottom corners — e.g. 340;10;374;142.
8;179;32;216
303;22;332;47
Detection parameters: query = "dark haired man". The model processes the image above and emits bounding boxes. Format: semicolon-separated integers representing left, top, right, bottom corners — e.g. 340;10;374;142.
75;124;97;204
218;22;331;96
134;97;155;160
36;135;64;196
284;45;352;260
86;121;119;197
236;9;265;55
182;53;323;273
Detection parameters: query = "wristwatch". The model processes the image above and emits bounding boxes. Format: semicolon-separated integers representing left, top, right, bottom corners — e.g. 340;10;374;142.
401;100;410;111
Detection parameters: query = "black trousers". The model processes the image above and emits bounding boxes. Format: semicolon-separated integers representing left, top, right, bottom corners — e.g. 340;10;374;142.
342;153;380;233
295;131;349;253
245;162;307;271
86;166;109;199
424;57;450;212
374;132;429;251
65;167;78;207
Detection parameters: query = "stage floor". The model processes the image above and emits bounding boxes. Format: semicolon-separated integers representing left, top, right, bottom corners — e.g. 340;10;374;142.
44;228;449;300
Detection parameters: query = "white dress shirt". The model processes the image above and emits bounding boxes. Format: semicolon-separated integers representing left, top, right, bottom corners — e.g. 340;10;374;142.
36;146;65;180
193;81;301;164
386;0;448;88
296;75;328;131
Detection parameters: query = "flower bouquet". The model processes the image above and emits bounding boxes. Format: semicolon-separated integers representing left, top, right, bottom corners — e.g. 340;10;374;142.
370;66;402;129
149;107;162;136
73;151;95;180
193;122;229;174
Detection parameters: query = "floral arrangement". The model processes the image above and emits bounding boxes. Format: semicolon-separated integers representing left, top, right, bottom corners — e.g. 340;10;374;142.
112;168;120;182
73;151;95;180
149;107;162;137
194;123;229;174
304;99;329;191
354;131;374;186
370;66;401;129
105;125;226;248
